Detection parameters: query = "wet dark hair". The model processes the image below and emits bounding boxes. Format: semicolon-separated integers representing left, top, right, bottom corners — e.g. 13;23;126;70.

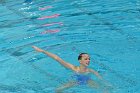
78;53;88;60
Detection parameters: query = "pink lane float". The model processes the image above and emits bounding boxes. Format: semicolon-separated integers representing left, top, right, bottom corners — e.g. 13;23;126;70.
42;22;63;26
41;29;60;34
39;6;52;11
37;14;60;20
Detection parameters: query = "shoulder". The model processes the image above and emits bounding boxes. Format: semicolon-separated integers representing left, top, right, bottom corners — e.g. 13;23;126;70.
74;66;79;70
72;66;79;72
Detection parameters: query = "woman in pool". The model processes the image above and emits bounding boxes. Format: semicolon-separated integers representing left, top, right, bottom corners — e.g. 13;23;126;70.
32;46;110;93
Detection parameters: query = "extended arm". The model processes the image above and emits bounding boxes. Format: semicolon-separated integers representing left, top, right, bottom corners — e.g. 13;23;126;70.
89;68;113;87
32;46;76;71
88;68;103;80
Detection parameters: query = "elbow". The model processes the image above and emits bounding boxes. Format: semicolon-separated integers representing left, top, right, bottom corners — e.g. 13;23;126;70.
54;56;59;60
53;56;62;62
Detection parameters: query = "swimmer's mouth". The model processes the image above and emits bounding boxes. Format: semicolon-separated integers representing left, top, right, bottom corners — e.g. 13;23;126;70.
86;63;89;65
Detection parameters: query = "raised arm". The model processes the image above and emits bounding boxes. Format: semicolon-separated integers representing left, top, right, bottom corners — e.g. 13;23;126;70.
32;46;76;71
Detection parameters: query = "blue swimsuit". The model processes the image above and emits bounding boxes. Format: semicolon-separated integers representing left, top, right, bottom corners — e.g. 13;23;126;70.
73;73;91;85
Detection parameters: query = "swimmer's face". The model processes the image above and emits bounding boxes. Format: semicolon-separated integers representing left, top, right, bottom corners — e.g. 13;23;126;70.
79;54;90;66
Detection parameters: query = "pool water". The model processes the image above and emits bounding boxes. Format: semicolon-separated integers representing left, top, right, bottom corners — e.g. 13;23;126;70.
0;0;139;93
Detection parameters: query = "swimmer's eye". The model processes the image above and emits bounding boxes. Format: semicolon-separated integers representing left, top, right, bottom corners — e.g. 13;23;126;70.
85;58;90;60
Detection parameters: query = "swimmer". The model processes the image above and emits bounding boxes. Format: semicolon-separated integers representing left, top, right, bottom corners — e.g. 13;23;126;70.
32;46;112;93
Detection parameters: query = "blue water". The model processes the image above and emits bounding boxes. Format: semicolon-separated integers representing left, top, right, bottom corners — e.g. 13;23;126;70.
0;0;140;93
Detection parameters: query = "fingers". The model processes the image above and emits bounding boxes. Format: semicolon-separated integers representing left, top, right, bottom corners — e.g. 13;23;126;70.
32;46;44;52
32;46;38;49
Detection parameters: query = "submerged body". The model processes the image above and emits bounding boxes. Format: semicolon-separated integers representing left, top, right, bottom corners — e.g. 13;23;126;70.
74;73;91;85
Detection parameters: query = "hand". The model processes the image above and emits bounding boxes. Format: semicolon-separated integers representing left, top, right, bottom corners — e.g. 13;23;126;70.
32;46;44;52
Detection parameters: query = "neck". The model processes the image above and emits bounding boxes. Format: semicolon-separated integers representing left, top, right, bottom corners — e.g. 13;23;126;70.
79;65;87;72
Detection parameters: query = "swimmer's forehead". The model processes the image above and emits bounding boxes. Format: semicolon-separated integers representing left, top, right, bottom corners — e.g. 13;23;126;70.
81;54;90;58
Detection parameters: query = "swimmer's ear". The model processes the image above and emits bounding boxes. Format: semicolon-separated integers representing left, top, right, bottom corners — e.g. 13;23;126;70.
79;60;82;64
